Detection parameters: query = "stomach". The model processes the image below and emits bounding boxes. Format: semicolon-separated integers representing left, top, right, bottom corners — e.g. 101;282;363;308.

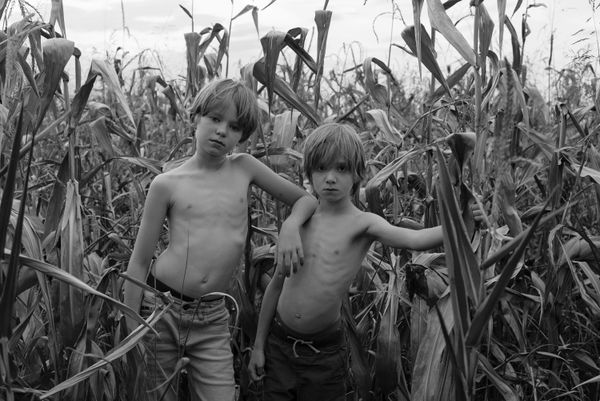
153;227;245;297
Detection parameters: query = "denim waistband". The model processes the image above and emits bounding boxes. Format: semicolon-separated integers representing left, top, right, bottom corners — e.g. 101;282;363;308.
146;273;224;303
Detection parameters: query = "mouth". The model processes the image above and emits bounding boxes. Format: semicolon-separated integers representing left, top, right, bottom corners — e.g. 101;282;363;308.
209;139;225;148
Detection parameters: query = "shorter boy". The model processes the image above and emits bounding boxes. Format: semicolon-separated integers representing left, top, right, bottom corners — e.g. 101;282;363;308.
248;123;479;401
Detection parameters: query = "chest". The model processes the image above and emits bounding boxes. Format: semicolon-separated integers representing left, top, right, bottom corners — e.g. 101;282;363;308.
167;169;250;221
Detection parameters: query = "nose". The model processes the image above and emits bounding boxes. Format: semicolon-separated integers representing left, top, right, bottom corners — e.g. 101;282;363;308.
216;122;227;137
325;170;336;183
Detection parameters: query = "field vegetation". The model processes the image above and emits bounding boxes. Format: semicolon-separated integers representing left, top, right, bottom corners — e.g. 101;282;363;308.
1;0;600;400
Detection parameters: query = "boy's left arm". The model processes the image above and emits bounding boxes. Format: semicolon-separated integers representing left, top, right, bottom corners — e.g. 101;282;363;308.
242;153;318;275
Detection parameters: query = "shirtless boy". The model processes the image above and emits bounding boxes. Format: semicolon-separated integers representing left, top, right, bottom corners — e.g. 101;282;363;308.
123;78;317;401
248;123;473;401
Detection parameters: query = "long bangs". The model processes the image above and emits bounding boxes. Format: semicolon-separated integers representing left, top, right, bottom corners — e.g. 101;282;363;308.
304;123;366;184
191;79;260;141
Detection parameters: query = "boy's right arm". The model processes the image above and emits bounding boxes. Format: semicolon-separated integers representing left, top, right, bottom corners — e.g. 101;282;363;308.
248;264;285;381
123;176;170;332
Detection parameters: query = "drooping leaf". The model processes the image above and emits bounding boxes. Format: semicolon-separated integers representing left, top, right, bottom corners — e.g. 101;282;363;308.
503;16;521;74
259;30;287;109
366;109;403;144
87;59;136;128
362;57;391;107
253;60;320;125
400;25;451;98
427;0;476;66
179;4;192;19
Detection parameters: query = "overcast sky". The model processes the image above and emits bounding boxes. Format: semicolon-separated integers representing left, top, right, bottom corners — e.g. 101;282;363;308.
19;0;600;86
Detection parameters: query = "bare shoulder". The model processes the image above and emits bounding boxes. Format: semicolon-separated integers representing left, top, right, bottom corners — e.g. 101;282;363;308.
229;152;258;168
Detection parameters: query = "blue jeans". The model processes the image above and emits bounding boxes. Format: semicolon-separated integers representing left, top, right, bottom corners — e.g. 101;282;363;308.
263;314;349;401
140;289;235;401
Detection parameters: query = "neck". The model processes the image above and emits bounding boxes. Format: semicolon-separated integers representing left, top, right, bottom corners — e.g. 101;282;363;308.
317;196;354;214
192;151;227;169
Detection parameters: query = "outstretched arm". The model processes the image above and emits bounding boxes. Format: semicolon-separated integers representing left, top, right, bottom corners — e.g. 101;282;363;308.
365;213;444;251
242;153;317;275
248;264;285;381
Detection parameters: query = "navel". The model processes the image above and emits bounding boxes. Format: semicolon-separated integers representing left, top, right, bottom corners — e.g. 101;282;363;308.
295;313;302;319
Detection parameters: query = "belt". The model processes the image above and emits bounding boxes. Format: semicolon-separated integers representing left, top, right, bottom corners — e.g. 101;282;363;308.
146;273;224;303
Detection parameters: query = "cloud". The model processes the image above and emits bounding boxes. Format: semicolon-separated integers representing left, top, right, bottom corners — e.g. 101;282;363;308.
134;15;176;24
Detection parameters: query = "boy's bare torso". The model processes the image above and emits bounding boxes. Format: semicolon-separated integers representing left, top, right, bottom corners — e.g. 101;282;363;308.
152;155;250;298
277;205;373;333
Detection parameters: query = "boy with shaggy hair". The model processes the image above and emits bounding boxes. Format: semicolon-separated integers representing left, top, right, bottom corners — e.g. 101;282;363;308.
249;123;473;401
124;78;317;401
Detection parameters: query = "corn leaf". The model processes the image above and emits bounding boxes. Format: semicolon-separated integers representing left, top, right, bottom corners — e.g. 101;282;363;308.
465;189;557;347
184;32;202;98
497;0;507;59
400;25;450;98
58;180;86;346
477;352;519;401
40;306;169;400
253;60;320;125
270;110;301;168
313;9;332;109
412;0;425;77
35;38;74;133
426;0;476;66
0;105;26;337
411;295;454;401
88;59;135;128
48;0;66;37
366;109;403;144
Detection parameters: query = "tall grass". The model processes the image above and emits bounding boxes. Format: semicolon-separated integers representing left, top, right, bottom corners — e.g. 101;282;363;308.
1;0;600;400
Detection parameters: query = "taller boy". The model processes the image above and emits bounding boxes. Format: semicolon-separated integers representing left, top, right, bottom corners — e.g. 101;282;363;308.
123;79;317;401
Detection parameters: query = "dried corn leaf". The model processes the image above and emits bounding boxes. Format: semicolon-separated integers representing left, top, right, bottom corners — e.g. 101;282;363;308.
49;0;66;37
184;32;202;98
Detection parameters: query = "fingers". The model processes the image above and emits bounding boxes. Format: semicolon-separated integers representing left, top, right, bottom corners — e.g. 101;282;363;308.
248;362;265;381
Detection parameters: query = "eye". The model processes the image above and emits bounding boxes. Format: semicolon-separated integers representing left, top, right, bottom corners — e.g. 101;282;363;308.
337;165;347;172
317;165;326;172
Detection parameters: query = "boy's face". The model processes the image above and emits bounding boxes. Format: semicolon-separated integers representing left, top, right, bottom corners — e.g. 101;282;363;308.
195;99;243;158
310;158;355;203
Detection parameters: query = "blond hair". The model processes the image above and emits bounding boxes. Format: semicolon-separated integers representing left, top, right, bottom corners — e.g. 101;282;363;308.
303;123;366;194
